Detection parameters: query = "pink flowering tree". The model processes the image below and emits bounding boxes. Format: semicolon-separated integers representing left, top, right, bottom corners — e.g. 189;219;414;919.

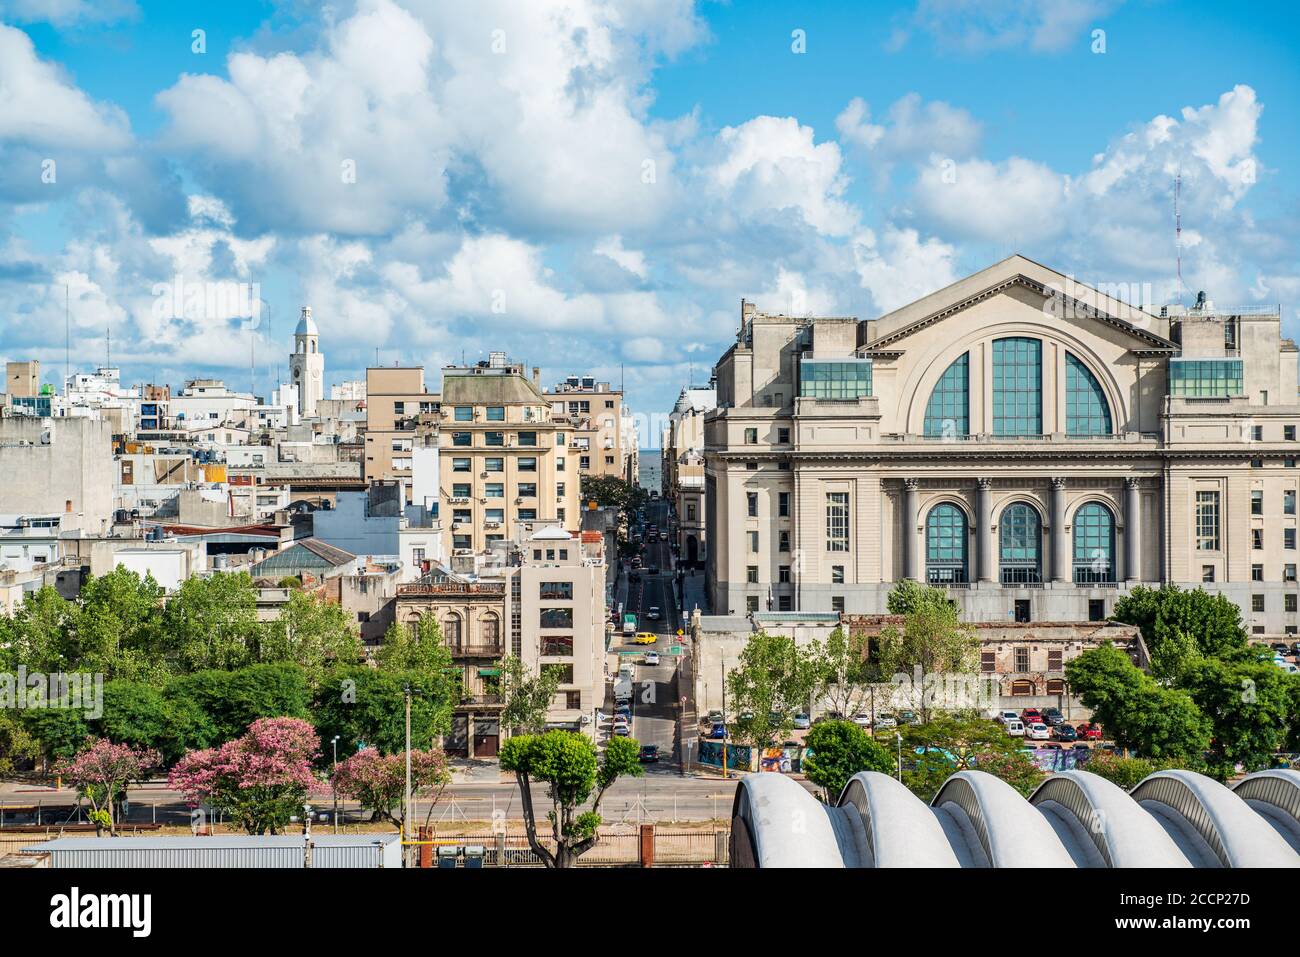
331;746;450;833
169;717;323;835
55;739;161;836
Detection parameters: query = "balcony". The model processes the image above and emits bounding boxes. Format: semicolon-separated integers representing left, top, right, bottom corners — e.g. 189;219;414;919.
449;643;504;657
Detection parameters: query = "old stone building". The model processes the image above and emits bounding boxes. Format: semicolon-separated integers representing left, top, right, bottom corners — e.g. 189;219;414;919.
704;255;1299;636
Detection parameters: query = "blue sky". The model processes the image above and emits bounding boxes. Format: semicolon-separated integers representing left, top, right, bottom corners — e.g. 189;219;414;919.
1;0;1297;436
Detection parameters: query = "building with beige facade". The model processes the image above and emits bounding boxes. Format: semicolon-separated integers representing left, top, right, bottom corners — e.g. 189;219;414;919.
704;255;1300;637
661;386;716;567
394;525;608;757
545;373;637;484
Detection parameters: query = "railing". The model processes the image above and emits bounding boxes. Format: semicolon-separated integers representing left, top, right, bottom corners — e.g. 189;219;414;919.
397;582;506;596
405;826;729;867
448;643;503;657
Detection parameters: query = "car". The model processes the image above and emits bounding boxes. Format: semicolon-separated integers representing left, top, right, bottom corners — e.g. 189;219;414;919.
897;710;920;726
1043;708;1065;726
792;713;811;730
1004;720;1025;736
646;606;661;621
1042;743;1063;750
1071;743;1091;751
874;714;898;730
1077;723;1103;740
704;710;725;724
1020;708;1044;726
996;710;1020;725
1025;722;1051;741
614;704;631;717
633;632;657;645
850;713;873;728
1278;661;1300;674
631;557;642;568
638;745;659;763
1054;724;1078;742
1271;642;1291;654
612;725;631;737
1292;642;1300;657
643;651;660;666
612;713;629;726
707;722;727;739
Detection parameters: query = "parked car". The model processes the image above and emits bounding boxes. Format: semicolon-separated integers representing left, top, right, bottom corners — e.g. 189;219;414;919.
851;713;873;728
614;704;631;717
1025;722;1050;741
996;710;1020;725
792;713;811;730
643;651;660;666
638;745;659;763
1292;641;1300;657
1054;724;1078;742
1020;708;1044;726
1005;720;1026;736
1271;642;1291;654
704;710;724;724
1077;723;1104;740
874;714;898;730
707;722;727;739
613;725;631;737
646;606;661;621
897;710;920;726
1043;708;1065;727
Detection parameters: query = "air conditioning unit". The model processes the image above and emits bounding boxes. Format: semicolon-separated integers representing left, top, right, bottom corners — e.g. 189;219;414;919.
485;521;501;529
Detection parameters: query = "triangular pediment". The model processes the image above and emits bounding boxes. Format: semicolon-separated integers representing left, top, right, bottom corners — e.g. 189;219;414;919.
861;255;1178;355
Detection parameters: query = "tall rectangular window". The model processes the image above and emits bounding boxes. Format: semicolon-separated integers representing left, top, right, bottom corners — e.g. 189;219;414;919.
826;492;850;552
992;337;1042;436
1286;489;1296;515
778;492;790;517
747;492;758;517
1195;491;1220;550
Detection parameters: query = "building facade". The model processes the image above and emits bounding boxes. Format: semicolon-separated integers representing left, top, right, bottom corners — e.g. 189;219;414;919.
662;386;716;567
704;256;1300;637
545;372;637;484
288;307;324;417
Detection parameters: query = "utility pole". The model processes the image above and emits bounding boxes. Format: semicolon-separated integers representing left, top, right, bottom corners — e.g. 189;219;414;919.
404;685;412;845
720;657;727;779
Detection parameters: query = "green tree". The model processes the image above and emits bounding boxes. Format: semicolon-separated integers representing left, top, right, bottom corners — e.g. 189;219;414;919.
1112;585;1251;680
498;655;565;736
726;631;820;766
313;665;459;757
165;663;312;745
809;626;878;719
1181;659;1297;778
802;719;893;802
0;710;39;776
898;716;1044;799
259;590;362;682
1081;751;1182;791
499;731;642;868
875;583;979;722
374;616;447;674
69;567;167;681
160;572;261;672
23;706;91;765
2;586;76;673
580;474;648;516
1065;644;1210;760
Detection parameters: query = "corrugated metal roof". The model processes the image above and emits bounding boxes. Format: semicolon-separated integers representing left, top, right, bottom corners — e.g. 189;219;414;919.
27;835;396;850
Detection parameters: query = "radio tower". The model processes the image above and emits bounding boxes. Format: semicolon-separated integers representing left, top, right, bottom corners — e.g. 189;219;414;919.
1174;171;1184;307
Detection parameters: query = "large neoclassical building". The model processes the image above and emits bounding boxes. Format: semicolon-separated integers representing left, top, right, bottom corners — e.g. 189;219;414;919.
704;255;1300;635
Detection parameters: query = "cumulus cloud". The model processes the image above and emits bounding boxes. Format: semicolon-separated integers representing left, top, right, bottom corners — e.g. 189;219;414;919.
890;0;1122;54
837;94;982;162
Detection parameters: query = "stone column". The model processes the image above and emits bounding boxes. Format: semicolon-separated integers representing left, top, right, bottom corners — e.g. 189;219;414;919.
1125;477;1141;582
976;479;994;583
1051;478;1069;583
903;479;920;580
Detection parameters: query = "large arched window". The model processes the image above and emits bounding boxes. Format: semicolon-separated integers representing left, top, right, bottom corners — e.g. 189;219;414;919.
923;353;970;437
1073;503;1116;583
992;337;1042;436
1065;353;1112;435
926;504;968;584
999;502;1042;584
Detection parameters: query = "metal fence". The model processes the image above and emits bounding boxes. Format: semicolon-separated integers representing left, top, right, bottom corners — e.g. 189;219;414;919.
408;826;728;867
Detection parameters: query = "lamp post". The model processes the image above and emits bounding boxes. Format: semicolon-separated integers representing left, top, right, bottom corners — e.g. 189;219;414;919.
895;732;902;783
331;735;340;833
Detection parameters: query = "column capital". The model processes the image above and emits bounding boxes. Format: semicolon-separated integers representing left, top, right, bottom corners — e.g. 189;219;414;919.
976;478;993;490
1124;476;1141;489
903;478;919;491
1050;477;1067;490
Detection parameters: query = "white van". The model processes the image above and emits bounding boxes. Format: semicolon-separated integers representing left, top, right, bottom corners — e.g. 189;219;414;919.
1005;720;1025;736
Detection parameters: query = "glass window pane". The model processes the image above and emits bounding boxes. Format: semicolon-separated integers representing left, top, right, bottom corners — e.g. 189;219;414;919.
992;338;1042;436
924;353;969;437
1065;353;1112;435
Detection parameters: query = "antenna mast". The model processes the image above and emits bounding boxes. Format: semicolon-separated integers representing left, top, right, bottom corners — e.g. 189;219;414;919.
1175;171;1184;306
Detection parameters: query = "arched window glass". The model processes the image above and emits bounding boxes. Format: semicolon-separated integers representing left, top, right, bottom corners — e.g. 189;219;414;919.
999;502;1041;584
1065;353;1112;435
923;353;970;437
992;337;1042;435
1073;503;1115;583
926;504;968;584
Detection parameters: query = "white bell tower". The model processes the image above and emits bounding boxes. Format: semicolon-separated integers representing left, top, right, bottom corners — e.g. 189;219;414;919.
289;306;324;417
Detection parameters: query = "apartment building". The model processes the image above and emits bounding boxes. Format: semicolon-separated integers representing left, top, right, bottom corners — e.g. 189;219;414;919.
394;526;608;757
662;385;716;567
704;254;1300;636
546;373;637;483
363;365;437;494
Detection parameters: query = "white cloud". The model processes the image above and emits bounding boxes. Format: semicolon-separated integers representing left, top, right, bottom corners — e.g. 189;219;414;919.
837;93;982;161
0;0;138;27
593;235;649;279
891;0;1122;54
852;226;958;313
914;156;1068;244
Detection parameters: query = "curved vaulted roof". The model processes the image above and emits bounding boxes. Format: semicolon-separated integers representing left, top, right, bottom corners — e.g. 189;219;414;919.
730;768;1300;868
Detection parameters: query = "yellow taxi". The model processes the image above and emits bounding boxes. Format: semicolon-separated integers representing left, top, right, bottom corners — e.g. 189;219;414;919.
632;632;658;645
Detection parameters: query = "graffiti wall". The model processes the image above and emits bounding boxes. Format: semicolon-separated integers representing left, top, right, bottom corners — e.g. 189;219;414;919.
698;740;752;771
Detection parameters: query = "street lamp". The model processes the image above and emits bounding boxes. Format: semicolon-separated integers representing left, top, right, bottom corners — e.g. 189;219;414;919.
331;735;340;833
895;732;902;783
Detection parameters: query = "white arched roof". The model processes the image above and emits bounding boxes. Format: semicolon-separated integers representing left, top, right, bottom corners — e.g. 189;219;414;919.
731;774;867;868
840;771;960;867
931;771;1076;868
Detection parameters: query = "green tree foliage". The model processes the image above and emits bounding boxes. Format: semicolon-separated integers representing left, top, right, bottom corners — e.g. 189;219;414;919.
875;582;979;722
374;616;447;675
808;626;879;719
165;664;312;746
579;474;648;516
499;731;642;868
313;665;459;758
1081;751;1183;791
1180;659;1298;778
726;631;820;760
898;716;1045;799
259;590;362;682
159;572;262;672
1112;585;1251;681
0;710;40;775
802;719;893;802
1065;644;1211;760
499;655;565;736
